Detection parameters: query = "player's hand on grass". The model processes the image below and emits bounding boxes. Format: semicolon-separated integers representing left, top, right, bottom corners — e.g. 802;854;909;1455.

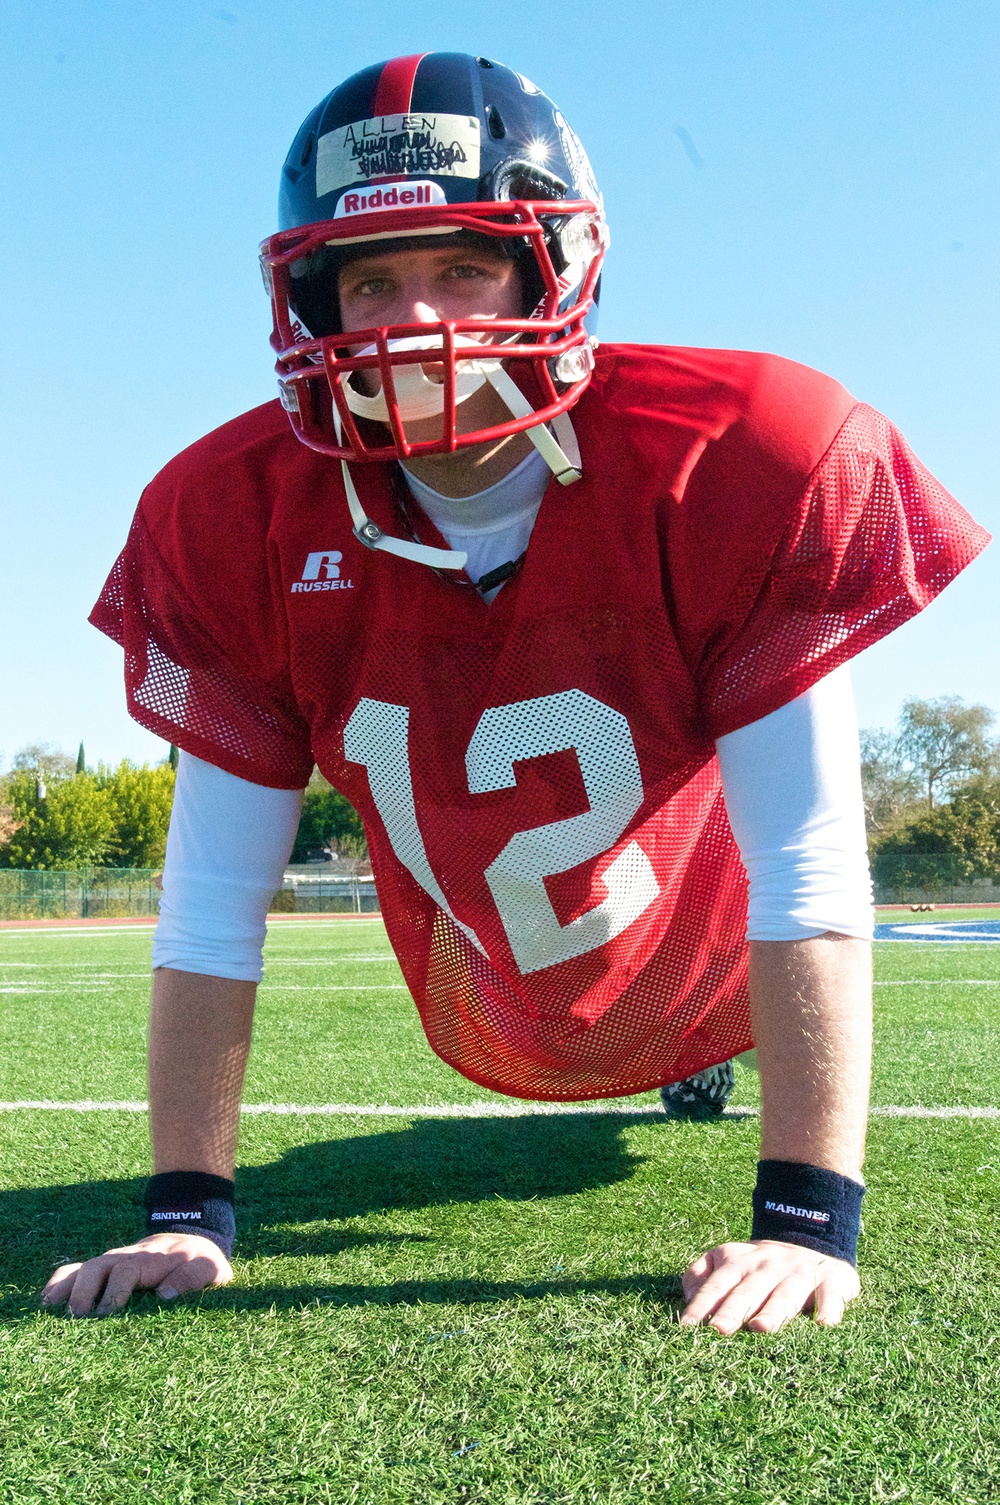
41;1233;233;1317
679;1240;860;1333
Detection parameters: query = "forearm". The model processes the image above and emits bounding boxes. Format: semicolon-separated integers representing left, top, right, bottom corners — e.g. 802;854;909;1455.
148;967;257;1178
749;934;872;1179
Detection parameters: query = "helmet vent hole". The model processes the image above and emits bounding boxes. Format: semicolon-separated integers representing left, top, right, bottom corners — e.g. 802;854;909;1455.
487;106;506;140
300;132;315;167
476;56;495;68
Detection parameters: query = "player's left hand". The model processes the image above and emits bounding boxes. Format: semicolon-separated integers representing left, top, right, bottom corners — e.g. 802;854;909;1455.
679;1239;860;1333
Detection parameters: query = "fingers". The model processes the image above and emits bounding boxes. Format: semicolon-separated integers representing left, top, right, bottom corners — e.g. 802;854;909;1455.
40;1234;233;1317
65;1247;164;1316
63;1254;123;1317
679;1245;744;1326
813;1262;861;1328
40;1262;84;1308
747;1260;859;1332
679;1242;862;1334
680;1249;715;1302
93;1258;151;1317
742;1272;825;1333
688;1267;784;1334
156;1241;232;1300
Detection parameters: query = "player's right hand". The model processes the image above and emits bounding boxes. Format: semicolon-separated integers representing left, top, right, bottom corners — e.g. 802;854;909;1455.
40;1232;233;1316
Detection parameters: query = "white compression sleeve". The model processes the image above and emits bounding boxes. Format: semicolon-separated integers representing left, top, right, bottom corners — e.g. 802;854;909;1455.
152;752;305;983
715;666;874;942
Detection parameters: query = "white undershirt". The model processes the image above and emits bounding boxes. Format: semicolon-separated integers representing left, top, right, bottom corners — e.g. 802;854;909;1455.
401;448;549;599
151;462;873;983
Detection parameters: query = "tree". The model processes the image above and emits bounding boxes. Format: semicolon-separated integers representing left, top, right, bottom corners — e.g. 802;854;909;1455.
871;777;1000;885
76;742;86;775
859;727;921;835
0;759;176;870
897;696;997;808
0;796;21;846
96;761;176;868
11;743;76;782
290;772;367;861
0;769;116;869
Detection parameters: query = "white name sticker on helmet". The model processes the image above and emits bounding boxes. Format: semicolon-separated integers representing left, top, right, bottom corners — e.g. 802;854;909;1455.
334;180;447;218
316;114;481;198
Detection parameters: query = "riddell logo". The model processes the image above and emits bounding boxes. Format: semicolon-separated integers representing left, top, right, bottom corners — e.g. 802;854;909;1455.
291;551;355;593
334;181;447;218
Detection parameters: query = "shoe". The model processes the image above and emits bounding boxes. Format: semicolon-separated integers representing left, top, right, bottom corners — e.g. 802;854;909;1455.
659;1060;735;1120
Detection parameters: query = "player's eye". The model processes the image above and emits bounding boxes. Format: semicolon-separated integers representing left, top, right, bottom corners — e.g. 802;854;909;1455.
442;262;490;282
349;275;395;298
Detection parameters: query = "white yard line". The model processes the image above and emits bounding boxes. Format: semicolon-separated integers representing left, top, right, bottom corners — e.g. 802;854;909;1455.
0;959;398;971
0;1100;996;1120
0;927;157;938
262;985;408;991
264;957;398;964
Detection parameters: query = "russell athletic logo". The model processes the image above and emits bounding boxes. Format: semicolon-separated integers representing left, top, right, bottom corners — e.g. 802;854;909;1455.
765;1201;831;1224
291;551;355;594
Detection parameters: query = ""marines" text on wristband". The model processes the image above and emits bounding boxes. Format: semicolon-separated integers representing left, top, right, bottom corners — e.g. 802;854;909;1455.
750;1159;865;1266
144;1170;236;1259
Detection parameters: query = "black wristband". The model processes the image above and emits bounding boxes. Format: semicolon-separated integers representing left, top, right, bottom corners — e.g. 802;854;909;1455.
144;1171;236;1258
751;1160;865;1266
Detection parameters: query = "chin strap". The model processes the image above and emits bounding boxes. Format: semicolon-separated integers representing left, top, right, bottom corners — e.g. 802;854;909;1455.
340;456;469;569
336;394;582;572
334;406;468;569
484;368;582;485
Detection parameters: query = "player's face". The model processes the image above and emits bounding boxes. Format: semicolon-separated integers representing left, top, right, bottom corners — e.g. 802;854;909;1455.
337;241;523;336
336;241;526;449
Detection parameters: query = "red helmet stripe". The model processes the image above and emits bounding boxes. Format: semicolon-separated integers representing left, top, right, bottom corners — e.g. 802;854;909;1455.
372;54;427;117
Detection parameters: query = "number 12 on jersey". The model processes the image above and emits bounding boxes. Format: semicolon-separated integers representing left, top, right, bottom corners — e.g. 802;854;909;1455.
344;689;661;975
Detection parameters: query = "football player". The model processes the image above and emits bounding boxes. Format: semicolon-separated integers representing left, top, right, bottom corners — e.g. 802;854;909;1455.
44;53;987;1328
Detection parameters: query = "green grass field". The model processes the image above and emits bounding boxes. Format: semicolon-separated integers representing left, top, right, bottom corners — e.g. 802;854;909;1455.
1;917;998;1504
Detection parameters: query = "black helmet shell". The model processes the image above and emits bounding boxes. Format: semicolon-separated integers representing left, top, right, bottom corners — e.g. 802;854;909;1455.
278;52;601;230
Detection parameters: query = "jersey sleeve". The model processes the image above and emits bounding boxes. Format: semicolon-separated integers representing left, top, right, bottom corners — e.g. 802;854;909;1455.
90;430;315;790
669;393;990;739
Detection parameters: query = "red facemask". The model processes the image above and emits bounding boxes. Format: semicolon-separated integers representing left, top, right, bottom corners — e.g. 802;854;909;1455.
260;198;607;465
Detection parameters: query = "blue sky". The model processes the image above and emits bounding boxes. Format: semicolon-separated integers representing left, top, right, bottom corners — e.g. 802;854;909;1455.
1;0;997;767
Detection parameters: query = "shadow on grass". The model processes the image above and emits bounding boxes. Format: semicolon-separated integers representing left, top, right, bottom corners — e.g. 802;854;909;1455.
0;1112;715;1315
191;1270;685;1314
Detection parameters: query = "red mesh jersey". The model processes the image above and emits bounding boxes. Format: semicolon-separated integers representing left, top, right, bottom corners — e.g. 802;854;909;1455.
91;346;989;1100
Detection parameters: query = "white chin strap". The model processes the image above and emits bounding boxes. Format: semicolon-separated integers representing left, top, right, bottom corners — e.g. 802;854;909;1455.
337;334;583;572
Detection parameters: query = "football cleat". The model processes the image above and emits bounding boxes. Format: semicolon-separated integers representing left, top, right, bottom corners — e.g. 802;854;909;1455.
659;1060;736;1121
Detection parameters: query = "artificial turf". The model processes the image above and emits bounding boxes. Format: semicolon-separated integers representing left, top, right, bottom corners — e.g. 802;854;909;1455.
0;920;997;1502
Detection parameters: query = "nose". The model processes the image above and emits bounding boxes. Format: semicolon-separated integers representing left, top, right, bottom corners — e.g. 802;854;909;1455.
411;301;441;325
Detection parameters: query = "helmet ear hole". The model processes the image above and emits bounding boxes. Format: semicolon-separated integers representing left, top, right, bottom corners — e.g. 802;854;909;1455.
487;106;506;140
482;160;568;204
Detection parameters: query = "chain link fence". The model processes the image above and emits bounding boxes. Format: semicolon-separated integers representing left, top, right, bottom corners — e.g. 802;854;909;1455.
0;869;162;921
0;868;381;920
10;855;994;921
872;852;1000;906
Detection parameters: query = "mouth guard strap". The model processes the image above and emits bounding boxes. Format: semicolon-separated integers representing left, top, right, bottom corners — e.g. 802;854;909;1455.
484;367;582;485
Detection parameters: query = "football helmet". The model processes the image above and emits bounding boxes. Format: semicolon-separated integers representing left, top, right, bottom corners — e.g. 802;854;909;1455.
260;53;608;534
